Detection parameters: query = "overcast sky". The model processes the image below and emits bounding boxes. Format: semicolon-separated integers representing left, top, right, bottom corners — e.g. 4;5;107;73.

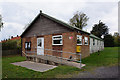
0;0;118;40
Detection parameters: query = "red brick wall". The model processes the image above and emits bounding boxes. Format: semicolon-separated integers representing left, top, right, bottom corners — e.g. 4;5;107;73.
22;32;90;59
31;36;37;55
22;36;37;56
52;45;62;57
76;33;90;59
44;35;52;55
62;32;77;59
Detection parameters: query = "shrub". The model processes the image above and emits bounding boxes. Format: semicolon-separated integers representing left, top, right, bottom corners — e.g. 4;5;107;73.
2;39;21;50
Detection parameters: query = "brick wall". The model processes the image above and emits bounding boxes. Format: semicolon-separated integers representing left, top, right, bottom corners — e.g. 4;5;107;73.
22;36;37;56
52;45;62;57
43;32;77;60
22;32;90;59
62;32;77;59
44;35;52;55
76;33;90;59
31;36;37;55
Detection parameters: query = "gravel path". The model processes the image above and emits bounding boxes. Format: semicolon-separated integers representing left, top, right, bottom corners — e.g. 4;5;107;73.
72;65;119;78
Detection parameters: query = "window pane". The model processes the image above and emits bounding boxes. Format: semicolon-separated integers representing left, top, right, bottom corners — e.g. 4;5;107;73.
25;43;27;48
28;43;31;48
38;39;42;47
25;42;31;50
77;39;82;44
85;37;88;45
53;36;61;39
53;40;62;44
52;35;62;45
77;35;82;45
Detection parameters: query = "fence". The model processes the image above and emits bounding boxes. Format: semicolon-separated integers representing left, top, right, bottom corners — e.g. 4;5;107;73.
25;47;81;60
24;47;82;68
2;49;21;56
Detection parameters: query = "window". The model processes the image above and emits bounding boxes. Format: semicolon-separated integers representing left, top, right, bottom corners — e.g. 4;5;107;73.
93;39;95;45
25;41;31;50
38;39;42;47
97;40;98;45
84;37;88;45
77;35;82;45
52;35;63;45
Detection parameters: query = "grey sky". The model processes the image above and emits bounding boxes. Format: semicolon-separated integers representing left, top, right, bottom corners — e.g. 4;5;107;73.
0;0;118;40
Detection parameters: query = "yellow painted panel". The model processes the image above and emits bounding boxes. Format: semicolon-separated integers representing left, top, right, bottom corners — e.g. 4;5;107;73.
76;46;81;52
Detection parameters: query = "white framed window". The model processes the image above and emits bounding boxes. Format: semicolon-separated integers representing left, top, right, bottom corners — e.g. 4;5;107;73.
84;37;88;45
52;35;63;45
77;35;82;45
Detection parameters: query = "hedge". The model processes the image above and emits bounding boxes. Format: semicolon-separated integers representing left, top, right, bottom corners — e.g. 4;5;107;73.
2;39;21;50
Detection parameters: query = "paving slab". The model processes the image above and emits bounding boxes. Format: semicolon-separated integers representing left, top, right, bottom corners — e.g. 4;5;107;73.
11;61;57;72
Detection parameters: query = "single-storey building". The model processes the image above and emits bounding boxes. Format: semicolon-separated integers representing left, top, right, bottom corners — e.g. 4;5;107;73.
21;10;104;60
89;34;104;54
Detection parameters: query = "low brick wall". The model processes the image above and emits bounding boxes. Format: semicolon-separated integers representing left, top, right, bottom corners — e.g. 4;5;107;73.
26;56;62;66
26;55;84;68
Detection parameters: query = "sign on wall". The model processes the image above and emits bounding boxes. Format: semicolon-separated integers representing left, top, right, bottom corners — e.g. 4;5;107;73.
69;36;73;39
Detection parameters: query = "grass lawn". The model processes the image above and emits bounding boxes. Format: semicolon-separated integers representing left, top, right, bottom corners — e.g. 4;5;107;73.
82;47;118;71
2;47;118;78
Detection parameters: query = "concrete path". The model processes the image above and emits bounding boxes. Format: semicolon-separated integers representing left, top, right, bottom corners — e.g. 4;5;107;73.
11;61;57;72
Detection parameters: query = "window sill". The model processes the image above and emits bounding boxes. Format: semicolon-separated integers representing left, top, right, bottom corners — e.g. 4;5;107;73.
77;44;82;46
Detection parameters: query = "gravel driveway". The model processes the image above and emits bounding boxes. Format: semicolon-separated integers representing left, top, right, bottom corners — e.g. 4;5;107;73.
72;65;119;78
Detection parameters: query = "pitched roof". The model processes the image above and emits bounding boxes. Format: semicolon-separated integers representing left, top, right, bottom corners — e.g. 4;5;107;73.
89;34;103;41
21;10;89;37
40;12;90;34
21;10;103;41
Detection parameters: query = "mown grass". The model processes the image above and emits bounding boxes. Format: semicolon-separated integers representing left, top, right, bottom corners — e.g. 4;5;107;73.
2;47;118;78
82;47;118;66
2;55;80;78
81;47;118;72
